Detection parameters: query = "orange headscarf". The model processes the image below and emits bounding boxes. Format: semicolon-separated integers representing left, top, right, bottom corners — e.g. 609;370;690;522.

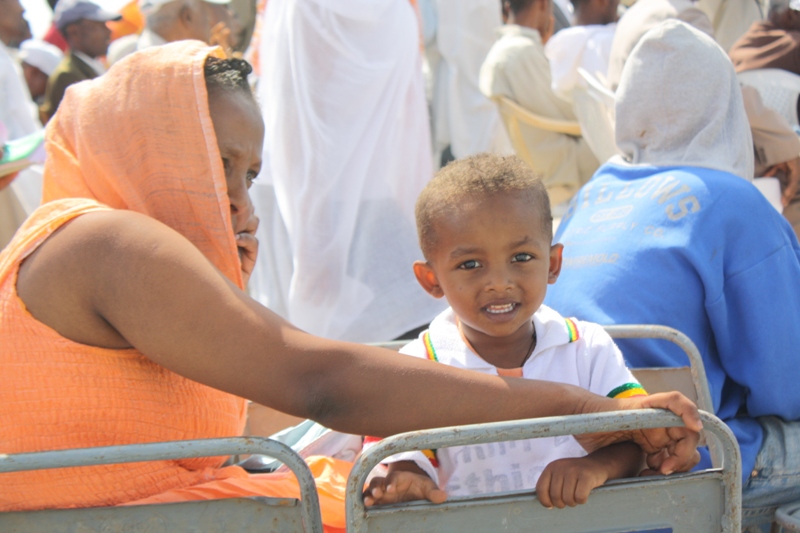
42;40;243;288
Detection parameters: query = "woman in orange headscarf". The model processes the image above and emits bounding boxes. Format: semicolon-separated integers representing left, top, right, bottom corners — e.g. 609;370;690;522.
0;40;701;525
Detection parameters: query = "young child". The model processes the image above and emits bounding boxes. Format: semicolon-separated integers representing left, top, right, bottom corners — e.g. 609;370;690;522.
363;153;647;510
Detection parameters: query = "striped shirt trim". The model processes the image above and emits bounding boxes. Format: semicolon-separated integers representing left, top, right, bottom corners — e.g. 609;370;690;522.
607;382;648;399
565;318;580;343
422;330;439;362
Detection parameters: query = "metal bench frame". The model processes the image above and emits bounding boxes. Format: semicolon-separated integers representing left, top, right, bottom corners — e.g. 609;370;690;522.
346;409;741;533
0;437;323;533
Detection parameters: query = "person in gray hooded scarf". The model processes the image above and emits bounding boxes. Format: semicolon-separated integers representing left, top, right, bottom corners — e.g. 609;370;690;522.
546;20;800;532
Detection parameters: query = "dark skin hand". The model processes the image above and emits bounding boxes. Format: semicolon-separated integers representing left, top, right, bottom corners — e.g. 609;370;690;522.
14;90;702;473
365;442;643;508
763;156;800;208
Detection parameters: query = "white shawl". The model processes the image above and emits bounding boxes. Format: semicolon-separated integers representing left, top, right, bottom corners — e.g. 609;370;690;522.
613;20;753;181
256;0;445;342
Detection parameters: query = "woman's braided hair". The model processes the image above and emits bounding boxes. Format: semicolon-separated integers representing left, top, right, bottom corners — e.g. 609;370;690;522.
204;56;254;98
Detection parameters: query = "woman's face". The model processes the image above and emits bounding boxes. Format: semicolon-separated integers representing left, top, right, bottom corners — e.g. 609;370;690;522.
207;89;264;238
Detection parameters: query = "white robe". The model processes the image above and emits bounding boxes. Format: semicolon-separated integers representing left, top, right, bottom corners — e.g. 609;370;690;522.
254;0;446;342
544;23;616;102
432;0;512;160
0;42;40;250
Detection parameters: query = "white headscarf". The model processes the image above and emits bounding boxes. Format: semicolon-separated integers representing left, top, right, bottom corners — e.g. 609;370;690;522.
255;0;445;342
613;20;754;181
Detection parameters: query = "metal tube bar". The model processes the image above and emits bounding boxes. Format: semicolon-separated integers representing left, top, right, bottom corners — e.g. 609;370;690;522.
346;410;740;533
0;437;323;533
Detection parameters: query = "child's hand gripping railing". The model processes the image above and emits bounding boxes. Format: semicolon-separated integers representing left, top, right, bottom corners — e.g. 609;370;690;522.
346;410;741;533
0;437;323;533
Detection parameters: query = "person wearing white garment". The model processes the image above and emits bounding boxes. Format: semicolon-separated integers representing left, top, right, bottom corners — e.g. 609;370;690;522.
19;40;64;110
432;0;513;162
545;0;619;101
255;0;446;342
0;0;38;141
0;0;40;250
480;0;599;208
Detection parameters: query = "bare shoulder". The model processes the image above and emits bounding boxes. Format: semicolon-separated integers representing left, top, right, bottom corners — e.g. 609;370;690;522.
16;210;196;348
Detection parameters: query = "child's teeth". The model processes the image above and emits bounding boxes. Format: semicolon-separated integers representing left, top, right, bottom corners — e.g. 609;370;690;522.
486;303;514;314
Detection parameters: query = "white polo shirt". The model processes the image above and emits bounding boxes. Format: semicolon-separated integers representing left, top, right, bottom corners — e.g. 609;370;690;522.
370;305;643;497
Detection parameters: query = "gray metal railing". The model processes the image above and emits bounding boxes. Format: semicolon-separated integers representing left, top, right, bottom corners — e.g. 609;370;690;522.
346;409;741;533
0;437;323;533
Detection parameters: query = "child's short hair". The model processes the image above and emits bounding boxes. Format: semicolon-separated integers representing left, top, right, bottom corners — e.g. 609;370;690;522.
415;153;552;259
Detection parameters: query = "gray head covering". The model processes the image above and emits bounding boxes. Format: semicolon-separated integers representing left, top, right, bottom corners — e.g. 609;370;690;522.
54;0;121;31
613;20;754;181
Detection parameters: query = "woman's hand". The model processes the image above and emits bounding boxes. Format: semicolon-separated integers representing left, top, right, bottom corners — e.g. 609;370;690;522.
236;214;259;287
574;392;701;475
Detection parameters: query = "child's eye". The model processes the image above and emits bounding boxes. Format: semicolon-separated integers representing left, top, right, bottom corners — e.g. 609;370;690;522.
511;253;533;263
458;259;481;270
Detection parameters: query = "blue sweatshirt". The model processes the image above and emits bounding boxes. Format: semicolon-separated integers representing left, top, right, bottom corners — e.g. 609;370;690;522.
545;163;800;479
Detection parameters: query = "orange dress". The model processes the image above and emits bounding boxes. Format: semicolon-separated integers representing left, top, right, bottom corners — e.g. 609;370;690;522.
0;42;349;530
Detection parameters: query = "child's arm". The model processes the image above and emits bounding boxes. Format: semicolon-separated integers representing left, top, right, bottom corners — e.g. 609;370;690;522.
536;441;645;509
363;460;448;507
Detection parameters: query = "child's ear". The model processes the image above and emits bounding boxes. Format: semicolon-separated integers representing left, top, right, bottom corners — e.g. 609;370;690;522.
548;243;563;284
413;260;445;298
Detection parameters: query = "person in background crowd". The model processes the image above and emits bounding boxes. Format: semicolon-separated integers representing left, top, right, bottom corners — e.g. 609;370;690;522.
41;0;120;121
19;40;64;114
546;21;800;531
44;0;70;52
431;0;513;165
606;0;713;89
108;0;235;64
254;0;446;344
741;84;800;236
545;0;619;101
729;0;800;76
695;0;763;52
0;0;40;250
0;0;38;140
480;0;599;209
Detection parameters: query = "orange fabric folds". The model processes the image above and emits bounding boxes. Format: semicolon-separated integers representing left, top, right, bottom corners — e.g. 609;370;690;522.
0;42;257;511
42;40;242;288
0;199;248;511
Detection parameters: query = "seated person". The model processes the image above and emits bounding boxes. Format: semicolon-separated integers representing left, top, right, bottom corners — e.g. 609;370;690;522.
729;0;800;76
545;0;619;101
480;0;599;209
545;21;800;530
363;154;651;509
606;0;713;90
0;40;702;527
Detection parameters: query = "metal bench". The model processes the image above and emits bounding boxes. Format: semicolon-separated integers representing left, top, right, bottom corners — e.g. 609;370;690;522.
0;437;323;533
346;409;741;533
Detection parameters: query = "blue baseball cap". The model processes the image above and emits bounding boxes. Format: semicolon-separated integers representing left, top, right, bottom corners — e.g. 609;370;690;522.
54;0;122;31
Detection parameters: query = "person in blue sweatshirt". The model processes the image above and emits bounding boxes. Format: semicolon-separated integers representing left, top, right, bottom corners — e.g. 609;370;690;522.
545;20;800;532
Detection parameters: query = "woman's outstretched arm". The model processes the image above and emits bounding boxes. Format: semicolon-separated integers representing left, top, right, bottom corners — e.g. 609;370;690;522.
17;210;701;474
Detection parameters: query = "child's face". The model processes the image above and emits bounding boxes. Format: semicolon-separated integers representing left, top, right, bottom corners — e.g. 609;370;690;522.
414;192;563;345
